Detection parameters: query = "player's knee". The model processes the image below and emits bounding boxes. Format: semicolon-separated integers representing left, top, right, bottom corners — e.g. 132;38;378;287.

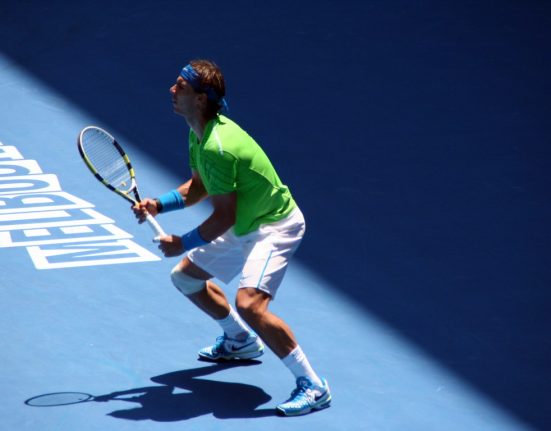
236;294;265;323
170;265;205;296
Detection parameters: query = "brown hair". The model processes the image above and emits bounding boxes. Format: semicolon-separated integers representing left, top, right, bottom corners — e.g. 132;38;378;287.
189;59;226;118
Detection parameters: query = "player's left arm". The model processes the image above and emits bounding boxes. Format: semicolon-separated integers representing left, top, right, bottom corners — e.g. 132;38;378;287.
158;191;236;257
158;149;237;257
197;192;237;241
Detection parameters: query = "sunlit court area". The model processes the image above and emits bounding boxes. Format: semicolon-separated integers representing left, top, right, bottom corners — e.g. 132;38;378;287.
1;2;550;430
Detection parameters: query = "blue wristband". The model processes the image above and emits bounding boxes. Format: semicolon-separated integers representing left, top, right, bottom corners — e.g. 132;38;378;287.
182;227;209;250
157;189;185;213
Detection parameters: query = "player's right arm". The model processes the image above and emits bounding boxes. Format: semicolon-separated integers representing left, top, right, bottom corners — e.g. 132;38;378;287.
133;170;207;222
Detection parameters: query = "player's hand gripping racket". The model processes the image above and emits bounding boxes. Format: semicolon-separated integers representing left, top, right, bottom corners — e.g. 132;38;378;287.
77;126;166;241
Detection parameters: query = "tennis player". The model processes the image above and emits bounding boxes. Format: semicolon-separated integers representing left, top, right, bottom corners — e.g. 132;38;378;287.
133;59;330;416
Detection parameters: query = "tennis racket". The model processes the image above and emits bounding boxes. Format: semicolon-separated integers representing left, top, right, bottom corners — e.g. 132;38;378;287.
77;126;166;241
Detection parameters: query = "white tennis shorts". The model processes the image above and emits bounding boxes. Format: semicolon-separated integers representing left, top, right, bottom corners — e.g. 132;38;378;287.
188;208;305;298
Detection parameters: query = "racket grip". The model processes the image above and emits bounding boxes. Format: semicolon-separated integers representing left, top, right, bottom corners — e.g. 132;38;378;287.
145;213;167;242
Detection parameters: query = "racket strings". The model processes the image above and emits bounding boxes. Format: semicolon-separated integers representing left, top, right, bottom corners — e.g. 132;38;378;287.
81;130;133;190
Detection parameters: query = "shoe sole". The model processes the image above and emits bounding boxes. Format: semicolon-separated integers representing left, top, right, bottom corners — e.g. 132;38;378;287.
198;348;264;362
275;399;331;417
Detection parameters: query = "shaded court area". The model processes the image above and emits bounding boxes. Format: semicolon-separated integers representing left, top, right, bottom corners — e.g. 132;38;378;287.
1;1;550;430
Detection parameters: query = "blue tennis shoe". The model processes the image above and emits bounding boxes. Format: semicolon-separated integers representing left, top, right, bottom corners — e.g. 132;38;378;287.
276;376;331;416
198;333;264;361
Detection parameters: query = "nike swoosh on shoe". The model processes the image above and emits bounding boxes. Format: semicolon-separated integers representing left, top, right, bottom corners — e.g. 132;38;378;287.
230;341;258;352
314;391;328;402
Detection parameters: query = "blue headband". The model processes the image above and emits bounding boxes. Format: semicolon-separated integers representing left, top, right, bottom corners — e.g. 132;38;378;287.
180;64;228;111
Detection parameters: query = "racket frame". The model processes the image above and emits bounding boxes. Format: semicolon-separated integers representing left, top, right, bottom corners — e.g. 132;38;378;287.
77;126;166;240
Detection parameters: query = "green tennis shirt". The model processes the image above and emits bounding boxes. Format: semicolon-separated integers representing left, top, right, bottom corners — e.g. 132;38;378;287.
188;115;296;236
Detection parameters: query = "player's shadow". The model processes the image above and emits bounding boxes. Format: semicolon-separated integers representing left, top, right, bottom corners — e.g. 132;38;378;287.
94;361;275;421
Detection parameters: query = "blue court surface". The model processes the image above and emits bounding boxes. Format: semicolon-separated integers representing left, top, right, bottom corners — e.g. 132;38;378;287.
1;2;550;430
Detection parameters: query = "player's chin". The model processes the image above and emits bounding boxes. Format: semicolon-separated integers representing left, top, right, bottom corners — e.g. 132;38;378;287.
172;105;185;116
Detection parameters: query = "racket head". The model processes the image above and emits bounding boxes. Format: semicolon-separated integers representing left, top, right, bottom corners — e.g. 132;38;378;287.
77;126;139;204
25;392;94;406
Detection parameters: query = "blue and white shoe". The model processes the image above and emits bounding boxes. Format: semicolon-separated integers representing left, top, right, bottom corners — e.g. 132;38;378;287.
198;333;264;361
276;376;331;416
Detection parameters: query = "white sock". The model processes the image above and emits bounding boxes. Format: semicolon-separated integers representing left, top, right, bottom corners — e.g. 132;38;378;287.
282;345;323;387
216;306;250;341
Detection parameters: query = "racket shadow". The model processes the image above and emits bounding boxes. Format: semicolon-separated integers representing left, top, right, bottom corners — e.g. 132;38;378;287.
25;361;276;421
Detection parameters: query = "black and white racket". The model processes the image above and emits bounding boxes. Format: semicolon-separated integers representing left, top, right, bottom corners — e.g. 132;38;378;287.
77;126;166;241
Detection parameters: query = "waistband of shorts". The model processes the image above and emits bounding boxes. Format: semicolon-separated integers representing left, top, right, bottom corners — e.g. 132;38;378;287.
260;206;303;229
278;206;302;222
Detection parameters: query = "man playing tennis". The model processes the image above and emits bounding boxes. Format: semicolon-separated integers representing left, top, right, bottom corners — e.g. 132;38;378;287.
133;59;330;416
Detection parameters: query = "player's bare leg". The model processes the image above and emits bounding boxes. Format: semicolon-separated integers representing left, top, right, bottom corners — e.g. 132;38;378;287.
173;257;264;360
177;257;229;319
236;287;331;416
235;287;297;358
